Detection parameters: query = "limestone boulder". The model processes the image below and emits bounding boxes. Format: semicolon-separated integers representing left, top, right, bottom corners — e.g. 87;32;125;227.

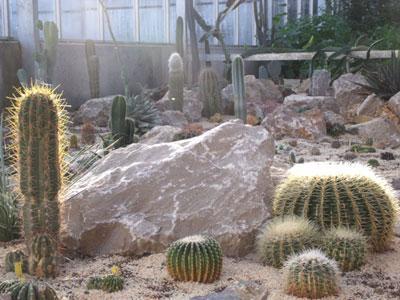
61;121;274;257
283;94;338;113
388;92;400;118
310;69;331;96
73;95;117;127
356;94;384;118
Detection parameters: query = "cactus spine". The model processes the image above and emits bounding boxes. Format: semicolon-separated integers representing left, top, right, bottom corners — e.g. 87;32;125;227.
284;249;339;299
199;67;221;118
168;53;184;111
232;56;246;123
257;216;320;268
85;40;100;99
176;17;184;59
273;162;399;252
166;235;223;283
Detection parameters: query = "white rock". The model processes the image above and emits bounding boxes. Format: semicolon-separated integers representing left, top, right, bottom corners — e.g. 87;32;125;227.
357;94;384;117
284;94;338;113
388;92;400;118
160;110;188;128
139;126;182;145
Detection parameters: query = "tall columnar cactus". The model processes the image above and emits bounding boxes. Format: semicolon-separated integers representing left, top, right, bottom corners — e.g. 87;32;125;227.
232;56;246;123
199;67;221;118
10;85;67;278
111;96;135;148
273;162;399;252
166;235;223;283
321;228;367;272
284;249;339;299
168;53;184;111
85;40;100;98
0;280;58;300
256;216;320;268
176;17;184;59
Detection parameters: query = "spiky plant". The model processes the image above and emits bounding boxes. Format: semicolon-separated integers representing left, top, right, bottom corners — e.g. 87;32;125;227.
4;250;28;273
367;159;380;168
257;216;320;268
232;56;247;123
321;228;367;272
199;67;221;118
0;280;58;300
81;122;96;145
273;162;399;252
351;144;376;153
381;152;395;161
85;40;100;99
110;96;136;148
101;275;124;293
87;277;104;290
166;235;223;283
284;249;339;299
9;85;68;278
168;53;184;111
176;17;184;58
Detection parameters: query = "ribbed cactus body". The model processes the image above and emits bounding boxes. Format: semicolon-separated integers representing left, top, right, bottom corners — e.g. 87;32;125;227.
0;280;58;300
273;162;398;252
176;17;184;58
85;40;100;99
199;67;221;118
168;53;184;111
111;96;128;147
87;277;103;290
284;249;339;299
257;216;319;268
321;228;367;272
166;235;223;283
232;56;247;123
4;250;27;273
101;275;124;293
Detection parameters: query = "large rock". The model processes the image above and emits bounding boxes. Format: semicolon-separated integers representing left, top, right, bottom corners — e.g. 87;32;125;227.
159;110;188;128
61;122;274;257
310;69;331;96
388;92;400;118
283;94;338;113
139;126;182;145
73;95;117;127
356;94;384;118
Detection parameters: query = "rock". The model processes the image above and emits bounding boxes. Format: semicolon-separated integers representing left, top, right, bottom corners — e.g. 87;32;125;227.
74;95;117;127
160;111;188;128
293;78;311;94
139;126;182;145
324;111;346;127
310;147;321;156
388;92;400;118
284;94;338;113
288;140;298;147
61;122;274;257
191;281;268;300
262;107;326;140
310;69;331;96
346;117;400;149
395;223;400;238
343;152;357;161
331;140;341;149
357;94;384;118
333;73;369;119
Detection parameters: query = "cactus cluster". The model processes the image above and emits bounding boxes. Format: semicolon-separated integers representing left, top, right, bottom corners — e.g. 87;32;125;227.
168;53;184;111
321;228;367;272
166;235;223;283
87;275;124;293
257;216;319;268
0;280;58;300
231;56;247;123
199;67;221;118
85;40;100;99
273;162;398;252
4;250;27;273
284;249;339;299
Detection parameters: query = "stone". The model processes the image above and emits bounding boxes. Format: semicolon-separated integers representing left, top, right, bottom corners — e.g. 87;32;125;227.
357;94;384;118
160;110;188;128
310;69;331;96
73;95;117;127
61;122;274;257
331;140;341;149
284;94;338;113
324;111;346;127
262;107;326;140
310;147;321;156
388;92;400;118
139;126;182;145
293;78;311;94
346;117;400;149
343;152;357;161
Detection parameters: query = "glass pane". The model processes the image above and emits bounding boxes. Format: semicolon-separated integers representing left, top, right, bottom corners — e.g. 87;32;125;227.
273;0;287;26
238;0;253;46
195;0;215;44
218;1;235;45
287;0;298;21
104;0;134;42
0;2;4;36
38;0;55;23
169;0;177;43
139;0;164;43
301;0;310;17
9;0;17;37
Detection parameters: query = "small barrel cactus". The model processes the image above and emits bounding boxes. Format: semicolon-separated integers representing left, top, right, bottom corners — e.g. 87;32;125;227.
101;275;124;293
4;250;27;273
87;276;104;290
168;52;184;111
257;216;320;268
284;249;339;299
199;67;221;118
166;235;223;283
0;280;58;300
273;162;398;252
321;228;367;272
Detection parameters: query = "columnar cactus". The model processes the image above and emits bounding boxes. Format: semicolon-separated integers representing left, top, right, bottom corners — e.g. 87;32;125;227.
176;17;184;58
284;249;339;299
321;228;367;272
85;40;100;98
4;250;27;273
166;235;223;283
232;56;246;123
168;53;184;111
256;216;320;268
10;85;67;278
110;96;135;148
0;280;58;300
273;162;399;252
199;67;221;117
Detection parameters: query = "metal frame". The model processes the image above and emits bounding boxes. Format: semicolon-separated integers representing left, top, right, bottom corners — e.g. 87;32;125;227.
1;0;10;37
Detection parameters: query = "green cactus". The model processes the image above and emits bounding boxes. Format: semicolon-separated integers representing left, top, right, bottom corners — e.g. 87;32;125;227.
69;134;79;150
351;144;376;153
199;67;221;118
176;17;184;59
111;96;136;148
367;159;380;167
321;227;367;272
273;162;399;252
284;249;339;299
85;40;100;99
168;53;184;111
4;250;28;273
0;280;58;300
11;85;67;278
101;275;124;293
87;277;104;290
257;216;320;268
232;56;247;123
166;235;223;283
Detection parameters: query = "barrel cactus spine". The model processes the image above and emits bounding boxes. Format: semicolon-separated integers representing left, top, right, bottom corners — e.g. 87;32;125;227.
199;67;221;118
232;56;246;123
166;235;223;283
168;53;184;111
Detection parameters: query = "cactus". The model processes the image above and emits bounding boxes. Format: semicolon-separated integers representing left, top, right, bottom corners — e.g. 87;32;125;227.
110;96;136;148
168;53;184;111
10;85;67;278
257;216;319;268
85;40;100;99
321;228;367;272
381;152;395;160
101;275;124;293
351;144;376;153
4;250;28;273
166;235;223;283
69;134;79;150
273;162;399;252
199;67;221;118
176;17;184;59
0;280;58;300
284;249;339;299
81;122;96;145
367;159;380;167
232;56;247;123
